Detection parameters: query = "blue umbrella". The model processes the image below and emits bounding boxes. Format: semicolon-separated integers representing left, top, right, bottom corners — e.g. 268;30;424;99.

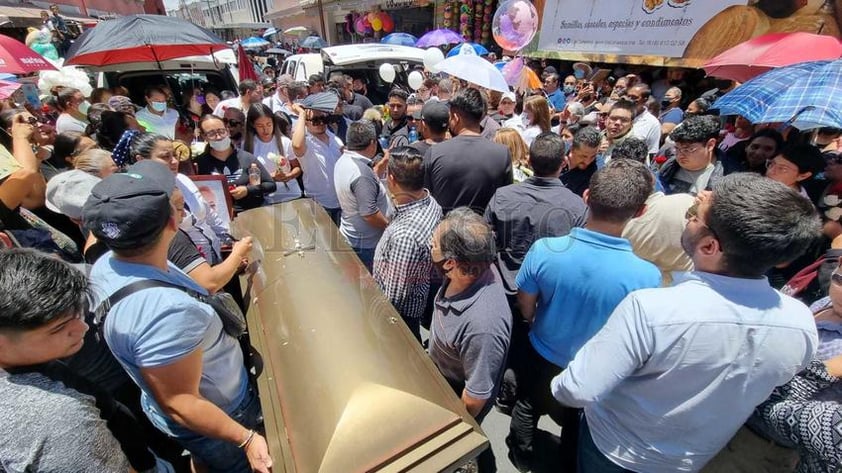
381;33;418;47
300;36;328;49
493;61;506;71
447;43;489;57
713;60;842;130
241;36;270;48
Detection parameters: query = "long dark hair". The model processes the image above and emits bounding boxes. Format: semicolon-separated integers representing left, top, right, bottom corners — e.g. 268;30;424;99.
96;111;130;151
244;103;284;156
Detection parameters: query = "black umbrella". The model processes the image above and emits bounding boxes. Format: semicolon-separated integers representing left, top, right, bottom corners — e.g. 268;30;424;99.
66;14;228;67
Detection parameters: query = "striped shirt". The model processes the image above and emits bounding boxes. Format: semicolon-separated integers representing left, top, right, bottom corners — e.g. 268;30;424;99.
373;191;442;320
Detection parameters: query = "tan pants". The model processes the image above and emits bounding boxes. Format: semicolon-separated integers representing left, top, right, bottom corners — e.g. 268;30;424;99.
701;426;799;473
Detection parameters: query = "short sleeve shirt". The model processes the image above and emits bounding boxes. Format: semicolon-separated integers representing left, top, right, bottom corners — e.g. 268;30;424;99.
293;130;344;209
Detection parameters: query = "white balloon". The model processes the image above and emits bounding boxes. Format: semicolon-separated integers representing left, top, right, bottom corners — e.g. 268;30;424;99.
423;47;445;71
408;71;424;91
379;63;396;83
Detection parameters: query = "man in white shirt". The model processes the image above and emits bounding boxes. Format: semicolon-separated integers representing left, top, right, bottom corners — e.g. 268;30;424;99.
213;80;263;117
134;85;179;139
626;83;662;157
290;93;344;224
262;74;296;117
552;173;821;473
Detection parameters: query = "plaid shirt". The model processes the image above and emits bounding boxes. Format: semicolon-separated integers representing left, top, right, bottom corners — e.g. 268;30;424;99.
373;191;442;320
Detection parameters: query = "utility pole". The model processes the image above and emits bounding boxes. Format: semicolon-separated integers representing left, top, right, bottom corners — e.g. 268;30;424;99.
317;0;326;41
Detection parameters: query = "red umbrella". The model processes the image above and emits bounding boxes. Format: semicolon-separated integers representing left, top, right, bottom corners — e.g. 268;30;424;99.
0;35;57;74
237;44;258;82
704;32;842;83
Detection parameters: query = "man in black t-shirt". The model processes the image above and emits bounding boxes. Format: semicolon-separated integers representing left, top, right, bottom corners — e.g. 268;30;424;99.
424;88;513;214
385;89;411;148
410;101;449;157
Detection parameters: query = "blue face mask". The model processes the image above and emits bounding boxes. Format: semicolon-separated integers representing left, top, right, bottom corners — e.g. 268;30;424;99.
196;95;206;105
563;85;576;95
150;101;167;113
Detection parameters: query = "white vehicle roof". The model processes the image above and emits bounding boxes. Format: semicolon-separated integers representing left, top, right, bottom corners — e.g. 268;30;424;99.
321;44;425;67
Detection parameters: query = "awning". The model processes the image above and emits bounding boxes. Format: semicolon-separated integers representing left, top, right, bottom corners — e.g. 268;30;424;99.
0;5;99;28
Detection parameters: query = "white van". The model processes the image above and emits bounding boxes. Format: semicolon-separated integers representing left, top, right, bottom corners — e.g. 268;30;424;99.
280;53;323;82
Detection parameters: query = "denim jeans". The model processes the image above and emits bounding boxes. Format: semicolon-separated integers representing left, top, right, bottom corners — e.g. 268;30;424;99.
578;417;634;473
353;246;376;273
143;383;262;473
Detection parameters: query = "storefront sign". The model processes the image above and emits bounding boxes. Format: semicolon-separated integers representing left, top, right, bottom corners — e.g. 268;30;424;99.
535;0;842;65
383;0;420;10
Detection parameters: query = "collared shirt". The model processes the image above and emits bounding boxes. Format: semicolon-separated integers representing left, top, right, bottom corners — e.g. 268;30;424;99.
293;130;343;209
632;109;662;155
518;227;661;367
373;191;442;320
484;176;587;293
262;94;297;124
429;268;512;409
546;88;566;111
552;271;818;473
333;149;391;249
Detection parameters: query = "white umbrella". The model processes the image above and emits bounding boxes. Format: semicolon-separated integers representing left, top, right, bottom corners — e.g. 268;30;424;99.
434;45;509;93
284;26;309;36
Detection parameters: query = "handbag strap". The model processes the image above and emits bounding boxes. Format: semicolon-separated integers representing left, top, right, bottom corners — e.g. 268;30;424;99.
94;279;203;323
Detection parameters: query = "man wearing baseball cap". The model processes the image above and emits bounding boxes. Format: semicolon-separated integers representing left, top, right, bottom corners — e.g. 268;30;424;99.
84;160;272;473
410;101;449;156
492;91;517;124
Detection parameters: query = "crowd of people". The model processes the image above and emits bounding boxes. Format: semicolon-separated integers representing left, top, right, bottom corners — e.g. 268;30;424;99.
2;51;842;473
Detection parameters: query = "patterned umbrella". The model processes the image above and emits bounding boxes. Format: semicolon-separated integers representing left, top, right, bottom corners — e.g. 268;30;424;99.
381;33;418;47
415;28;463;48
713;60;842;130
447;43;489;57
300;36;328;49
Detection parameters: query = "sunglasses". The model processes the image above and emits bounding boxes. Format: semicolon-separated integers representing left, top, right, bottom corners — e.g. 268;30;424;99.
223;119;242;127
307;116;329;126
832;269;842;286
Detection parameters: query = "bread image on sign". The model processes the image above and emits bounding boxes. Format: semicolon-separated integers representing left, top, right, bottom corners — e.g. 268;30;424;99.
668;0;691;7
643;0;664;14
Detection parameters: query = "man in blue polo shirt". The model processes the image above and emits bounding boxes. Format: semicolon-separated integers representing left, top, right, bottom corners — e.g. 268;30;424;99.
506;160;661;472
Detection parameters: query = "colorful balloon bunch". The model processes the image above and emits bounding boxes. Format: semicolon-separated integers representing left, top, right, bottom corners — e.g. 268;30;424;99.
350;10;395;36
443;1;455;29
459;0;473;41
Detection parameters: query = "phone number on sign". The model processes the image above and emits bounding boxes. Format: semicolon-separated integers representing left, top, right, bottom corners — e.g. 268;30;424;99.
641;39;686;47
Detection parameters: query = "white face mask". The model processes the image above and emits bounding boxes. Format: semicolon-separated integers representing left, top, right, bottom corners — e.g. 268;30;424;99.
150;101;167;113
209;136;231;151
78;100;90;114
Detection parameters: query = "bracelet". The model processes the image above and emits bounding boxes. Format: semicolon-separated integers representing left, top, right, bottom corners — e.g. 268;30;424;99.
237;429;255;449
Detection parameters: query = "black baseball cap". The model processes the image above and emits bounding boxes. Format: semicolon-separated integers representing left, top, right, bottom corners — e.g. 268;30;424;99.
82;160;175;250
412;100;450;131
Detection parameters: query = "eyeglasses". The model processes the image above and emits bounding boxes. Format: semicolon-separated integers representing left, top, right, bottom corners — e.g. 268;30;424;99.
832;269;842;286
223;119;242;127
675;145;702;156
685;202;718;239
766;159;799;173
204;128;228;139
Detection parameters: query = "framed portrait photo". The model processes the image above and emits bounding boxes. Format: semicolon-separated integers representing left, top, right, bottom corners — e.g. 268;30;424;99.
190;174;235;226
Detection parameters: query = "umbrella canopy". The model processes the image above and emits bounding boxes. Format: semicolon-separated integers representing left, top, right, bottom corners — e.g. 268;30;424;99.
0;35;57;74
266;48;292;55
262;27;278;38
241;36;270;48
381;33;418;47
704;32;842;83
0;80;20;100
65;15;227;66
435;45;508;93
300;92;339;113
713;60;842;130
301;36;328;49
237;44;258;82
415;28;463;48
447;43;489;57
284;26;309;36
